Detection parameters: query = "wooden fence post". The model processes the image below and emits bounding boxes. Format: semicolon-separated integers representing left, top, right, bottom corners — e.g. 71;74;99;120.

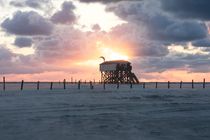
3;77;5;91
168;81;170;89
117;82;119;89
37;81;40;90
63;79;66;90
180;81;183;89
192;80;194;89
90;81;94;89
130;82;133;89
143;82;145;89
78;81;81;90
103;82;106;90
203;79;206;89
50;82;53;90
21;80;24;90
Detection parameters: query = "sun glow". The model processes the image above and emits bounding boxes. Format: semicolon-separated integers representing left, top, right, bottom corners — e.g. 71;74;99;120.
100;47;129;61
75;41;130;67
96;41;130;61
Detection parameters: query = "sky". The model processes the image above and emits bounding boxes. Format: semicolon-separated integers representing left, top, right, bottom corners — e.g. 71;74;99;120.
0;0;210;82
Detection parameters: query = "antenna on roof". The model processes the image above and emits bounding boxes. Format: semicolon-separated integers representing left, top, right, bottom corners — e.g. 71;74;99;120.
99;56;105;62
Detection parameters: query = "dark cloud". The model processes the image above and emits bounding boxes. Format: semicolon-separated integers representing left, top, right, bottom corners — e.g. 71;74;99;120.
14;37;33;47
10;1;25;7
107;1;208;42
79;0;138;3
135;52;210;73
25;0;41;8
51;1;76;24
163;21;207;42
1;11;53;36
192;37;210;47
92;24;101;31
161;0;210;20
10;0;51;9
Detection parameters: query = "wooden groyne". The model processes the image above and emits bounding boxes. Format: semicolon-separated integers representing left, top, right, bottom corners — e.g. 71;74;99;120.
1;77;209;91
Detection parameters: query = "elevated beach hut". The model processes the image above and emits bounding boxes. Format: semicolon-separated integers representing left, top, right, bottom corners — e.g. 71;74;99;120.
100;60;139;84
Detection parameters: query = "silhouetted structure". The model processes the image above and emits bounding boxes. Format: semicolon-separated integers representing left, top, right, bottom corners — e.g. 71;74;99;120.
100;60;139;84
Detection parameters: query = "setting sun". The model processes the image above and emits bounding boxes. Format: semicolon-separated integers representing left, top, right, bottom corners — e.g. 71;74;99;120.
96;41;130;61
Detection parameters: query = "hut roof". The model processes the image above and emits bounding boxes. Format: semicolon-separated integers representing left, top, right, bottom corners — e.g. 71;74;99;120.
100;60;130;65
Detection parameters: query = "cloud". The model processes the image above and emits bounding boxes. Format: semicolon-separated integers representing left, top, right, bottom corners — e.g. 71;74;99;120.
164;21;207;42
10;0;51;9
0;45;14;60
192;37;210;47
9;1;25;7
14;37;33;47
161;0;210;20
51;1;76;24
1;11;53;36
107;1;208;42
92;24;101;31
79;0;133;3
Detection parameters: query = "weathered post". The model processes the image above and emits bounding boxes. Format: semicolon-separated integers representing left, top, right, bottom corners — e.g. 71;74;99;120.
37;81;40;90
143;82;145;89
63;79;66;90
192;80;194;89
203;78;206;89
90;81;94;89
117;82;119;89
155;82;158;89
168;81;170;89
50;82;53;90
130;82;133;89
3;77;5;91
21;80;24;90
78;81;81;90
103;82;106;90
180;81;183;89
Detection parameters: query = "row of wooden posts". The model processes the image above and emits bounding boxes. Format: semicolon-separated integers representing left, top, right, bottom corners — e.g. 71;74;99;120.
1;77;208;91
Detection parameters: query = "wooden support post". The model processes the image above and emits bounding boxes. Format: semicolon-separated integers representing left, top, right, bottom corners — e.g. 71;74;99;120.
155;82;158;89
63;79;66;90
192;80;194;89
203;79;206;89
168;81;170;89
3;77;5;91
78;81;81;90
180;81;183;89
130;82;133;89
143;82;145;89
21;80;24;90
37;81;40;90
90;81;93;89
50;82;53;90
103;82;106;90
117;82;119;89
